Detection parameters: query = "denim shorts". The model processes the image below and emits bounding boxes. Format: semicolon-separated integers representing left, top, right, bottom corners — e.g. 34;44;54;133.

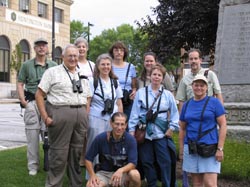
182;144;221;173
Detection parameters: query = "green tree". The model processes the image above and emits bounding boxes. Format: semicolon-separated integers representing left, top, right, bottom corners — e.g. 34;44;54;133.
10;44;23;75
137;0;220;67
89;24;149;72
70;20;88;43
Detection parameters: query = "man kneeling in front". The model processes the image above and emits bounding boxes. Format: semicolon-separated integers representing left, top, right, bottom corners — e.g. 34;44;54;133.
85;112;141;187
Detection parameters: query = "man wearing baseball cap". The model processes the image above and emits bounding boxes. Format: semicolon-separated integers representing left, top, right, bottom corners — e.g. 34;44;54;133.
34;37;48;45
17;37;57;176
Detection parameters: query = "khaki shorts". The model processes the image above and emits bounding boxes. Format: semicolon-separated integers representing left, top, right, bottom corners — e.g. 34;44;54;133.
96;170;127;187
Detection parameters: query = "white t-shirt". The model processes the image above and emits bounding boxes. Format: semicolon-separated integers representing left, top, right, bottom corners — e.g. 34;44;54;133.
77;60;95;78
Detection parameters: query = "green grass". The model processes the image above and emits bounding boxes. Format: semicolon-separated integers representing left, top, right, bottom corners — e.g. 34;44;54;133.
172;133;250;182
0;136;249;187
221;139;250;180
0;145;81;187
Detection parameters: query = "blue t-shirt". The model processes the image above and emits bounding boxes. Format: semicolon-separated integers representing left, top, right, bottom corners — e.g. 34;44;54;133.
112;62;137;91
85;131;137;171
180;96;225;144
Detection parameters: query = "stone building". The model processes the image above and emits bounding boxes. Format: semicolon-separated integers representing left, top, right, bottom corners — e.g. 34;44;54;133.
0;0;73;98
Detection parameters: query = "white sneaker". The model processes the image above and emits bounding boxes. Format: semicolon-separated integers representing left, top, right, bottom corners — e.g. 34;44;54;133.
29;170;37;176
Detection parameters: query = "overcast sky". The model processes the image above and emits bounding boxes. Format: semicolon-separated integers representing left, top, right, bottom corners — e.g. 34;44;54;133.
70;0;159;38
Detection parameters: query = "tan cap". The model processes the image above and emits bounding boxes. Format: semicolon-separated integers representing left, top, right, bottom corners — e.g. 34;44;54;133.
192;74;208;85
34;37;48;45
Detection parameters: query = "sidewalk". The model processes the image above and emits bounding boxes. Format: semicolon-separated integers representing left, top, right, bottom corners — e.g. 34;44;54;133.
0;98;19;104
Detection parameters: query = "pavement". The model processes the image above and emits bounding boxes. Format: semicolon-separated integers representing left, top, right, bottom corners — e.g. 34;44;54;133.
0;98;19;104
0;98;250;152
0;99;26;151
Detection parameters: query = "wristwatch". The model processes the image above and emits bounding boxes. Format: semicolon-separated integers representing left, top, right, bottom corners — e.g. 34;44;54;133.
217;147;223;151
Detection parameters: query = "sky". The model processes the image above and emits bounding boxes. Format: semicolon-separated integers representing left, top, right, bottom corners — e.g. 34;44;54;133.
70;0;159;38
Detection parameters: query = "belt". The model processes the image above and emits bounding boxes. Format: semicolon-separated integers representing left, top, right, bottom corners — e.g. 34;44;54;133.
69;105;84;108
46;102;85;108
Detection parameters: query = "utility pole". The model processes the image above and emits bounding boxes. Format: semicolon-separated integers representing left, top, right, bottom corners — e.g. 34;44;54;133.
87;22;94;44
52;0;55;61
87;22;94;58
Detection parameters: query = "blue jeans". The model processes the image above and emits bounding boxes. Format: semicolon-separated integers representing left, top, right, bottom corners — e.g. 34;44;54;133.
138;138;173;187
123;101;133;120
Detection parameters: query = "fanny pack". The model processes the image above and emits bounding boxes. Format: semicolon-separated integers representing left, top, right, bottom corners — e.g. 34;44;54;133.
197;143;217;157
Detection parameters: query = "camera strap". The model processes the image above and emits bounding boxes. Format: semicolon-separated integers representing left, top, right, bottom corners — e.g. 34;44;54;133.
145;86;163;112
197;97;217;140
123;62;131;91
98;78;115;101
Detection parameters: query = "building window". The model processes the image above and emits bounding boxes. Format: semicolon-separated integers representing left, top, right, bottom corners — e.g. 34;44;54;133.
38;2;47;18
0;0;8;7
19;0;30;13
54;47;62;64
19;40;30;63
55;8;63;23
0;35;10;82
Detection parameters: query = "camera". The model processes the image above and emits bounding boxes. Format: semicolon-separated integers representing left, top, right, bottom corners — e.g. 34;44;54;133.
122;89;132;106
72;79;83;93
188;140;197;154
112;155;128;169
146;109;158;122
137;120;146;130
101;154;128;171
102;99;114;115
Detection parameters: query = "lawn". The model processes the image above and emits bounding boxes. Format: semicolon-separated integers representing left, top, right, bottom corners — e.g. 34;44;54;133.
0;135;249;187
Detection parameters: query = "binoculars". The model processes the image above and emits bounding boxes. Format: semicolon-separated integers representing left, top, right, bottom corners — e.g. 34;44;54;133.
72;79;83;93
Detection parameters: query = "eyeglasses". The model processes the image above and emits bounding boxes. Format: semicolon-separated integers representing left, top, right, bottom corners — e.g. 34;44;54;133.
66;55;78;59
113;48;124;53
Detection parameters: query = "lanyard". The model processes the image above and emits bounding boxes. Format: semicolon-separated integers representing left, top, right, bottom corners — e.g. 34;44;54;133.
33;59;48;83
63;64;78;84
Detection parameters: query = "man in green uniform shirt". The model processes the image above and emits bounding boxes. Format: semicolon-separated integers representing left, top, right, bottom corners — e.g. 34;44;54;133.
17;37;57;176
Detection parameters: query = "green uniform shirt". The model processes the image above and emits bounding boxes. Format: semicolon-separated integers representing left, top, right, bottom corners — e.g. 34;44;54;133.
176;68;222;101
18;58;57;94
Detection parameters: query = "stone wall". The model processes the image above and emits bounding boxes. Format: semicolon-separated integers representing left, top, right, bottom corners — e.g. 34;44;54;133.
214;0;250;141
222;85;250;102
215;0;250;102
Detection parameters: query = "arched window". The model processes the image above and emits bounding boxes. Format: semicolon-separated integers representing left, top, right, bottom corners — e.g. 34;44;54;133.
0;35;10;82
19;39;30;62
54;46;62;64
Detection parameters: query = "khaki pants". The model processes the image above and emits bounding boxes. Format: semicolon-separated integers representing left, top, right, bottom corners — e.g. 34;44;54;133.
45;104;88;187
24;101;45;172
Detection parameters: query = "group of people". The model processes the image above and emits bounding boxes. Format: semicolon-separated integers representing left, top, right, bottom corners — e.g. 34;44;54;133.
18;37;227;187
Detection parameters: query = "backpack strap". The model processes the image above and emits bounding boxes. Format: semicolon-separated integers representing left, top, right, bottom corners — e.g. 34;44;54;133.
93;78;117;100
94;78;118;92
204;70;209;78
183;99;191;116
113;79;118;89
88;60;94;74
93;77;98;93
